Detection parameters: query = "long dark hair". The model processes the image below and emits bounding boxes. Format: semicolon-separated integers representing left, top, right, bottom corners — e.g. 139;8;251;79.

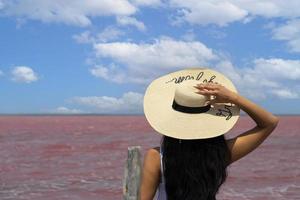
162;134;231;200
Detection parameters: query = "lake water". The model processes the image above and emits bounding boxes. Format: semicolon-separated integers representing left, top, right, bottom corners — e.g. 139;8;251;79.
0;115;299;200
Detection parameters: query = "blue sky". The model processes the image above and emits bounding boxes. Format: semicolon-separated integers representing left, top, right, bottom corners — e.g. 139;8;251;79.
0;0;299;114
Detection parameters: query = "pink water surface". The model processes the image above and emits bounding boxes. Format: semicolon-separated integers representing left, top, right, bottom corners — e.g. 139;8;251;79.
0;115;299;200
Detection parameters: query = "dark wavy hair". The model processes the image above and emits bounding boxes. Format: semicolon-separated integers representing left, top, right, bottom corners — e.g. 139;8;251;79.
161;134;231;200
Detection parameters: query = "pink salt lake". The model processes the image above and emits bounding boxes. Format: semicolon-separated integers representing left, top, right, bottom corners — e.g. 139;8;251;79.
0;115;299;200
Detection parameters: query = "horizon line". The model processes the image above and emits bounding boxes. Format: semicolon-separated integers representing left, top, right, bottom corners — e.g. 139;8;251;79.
0;113;299;116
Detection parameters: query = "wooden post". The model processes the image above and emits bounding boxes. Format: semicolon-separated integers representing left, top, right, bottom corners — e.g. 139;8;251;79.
123;146;142;200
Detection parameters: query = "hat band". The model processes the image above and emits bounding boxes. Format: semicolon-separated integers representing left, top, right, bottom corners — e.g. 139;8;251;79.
172;100;211;114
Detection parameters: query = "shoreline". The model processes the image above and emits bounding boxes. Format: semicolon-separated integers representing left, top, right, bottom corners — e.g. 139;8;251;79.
0;113;299;116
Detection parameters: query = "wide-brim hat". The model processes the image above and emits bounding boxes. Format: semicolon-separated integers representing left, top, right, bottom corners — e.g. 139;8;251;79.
143;67;240;139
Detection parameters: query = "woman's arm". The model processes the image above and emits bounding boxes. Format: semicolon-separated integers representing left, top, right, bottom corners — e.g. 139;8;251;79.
226;92;279;164
195;83;279;164
139;148;160;200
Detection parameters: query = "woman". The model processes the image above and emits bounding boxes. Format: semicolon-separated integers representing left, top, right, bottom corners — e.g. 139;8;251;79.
140;68;279;200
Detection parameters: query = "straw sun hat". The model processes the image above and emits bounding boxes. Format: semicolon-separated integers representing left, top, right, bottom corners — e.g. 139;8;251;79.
143;67;240;139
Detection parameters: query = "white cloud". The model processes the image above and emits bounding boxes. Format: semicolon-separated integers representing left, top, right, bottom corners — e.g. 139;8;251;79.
170;0;248;26
11;66;39;83
117;16;146;31
181;29;197;41
73;31;94;44
70;91;143;114
252;58;300;80
73;27;125;44
53;106;82;114
272;19;300;53
0;70;3;76
91;37;217;84
0;0;136;27
0;1;4;9
131;0;162;7
97;27;125;42
90;64;126;83
169;0;300;26
87;34;300;100
270;89;299;99
2;0;300;28
235;0;300;19
206;29;227;39
214;58;300;100
90;36;300;99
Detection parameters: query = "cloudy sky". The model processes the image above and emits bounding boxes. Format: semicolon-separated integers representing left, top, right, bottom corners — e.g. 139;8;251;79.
0;0;299;114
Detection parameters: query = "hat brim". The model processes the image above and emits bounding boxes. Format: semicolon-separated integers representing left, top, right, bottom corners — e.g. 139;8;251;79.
143;67;240;139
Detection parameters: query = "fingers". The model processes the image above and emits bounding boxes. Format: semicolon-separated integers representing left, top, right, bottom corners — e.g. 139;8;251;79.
194;82;219;92
193;82;221;97
194;82;219;90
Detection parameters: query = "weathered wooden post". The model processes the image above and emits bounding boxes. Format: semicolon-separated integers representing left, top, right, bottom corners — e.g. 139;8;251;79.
123;146;142;200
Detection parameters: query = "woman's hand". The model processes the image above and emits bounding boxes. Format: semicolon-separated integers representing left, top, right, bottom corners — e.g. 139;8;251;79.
194;82;238;105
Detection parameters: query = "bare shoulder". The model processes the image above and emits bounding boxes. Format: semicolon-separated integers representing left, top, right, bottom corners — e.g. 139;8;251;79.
140;147;161;200
144;147;160;162
143;147;160;170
